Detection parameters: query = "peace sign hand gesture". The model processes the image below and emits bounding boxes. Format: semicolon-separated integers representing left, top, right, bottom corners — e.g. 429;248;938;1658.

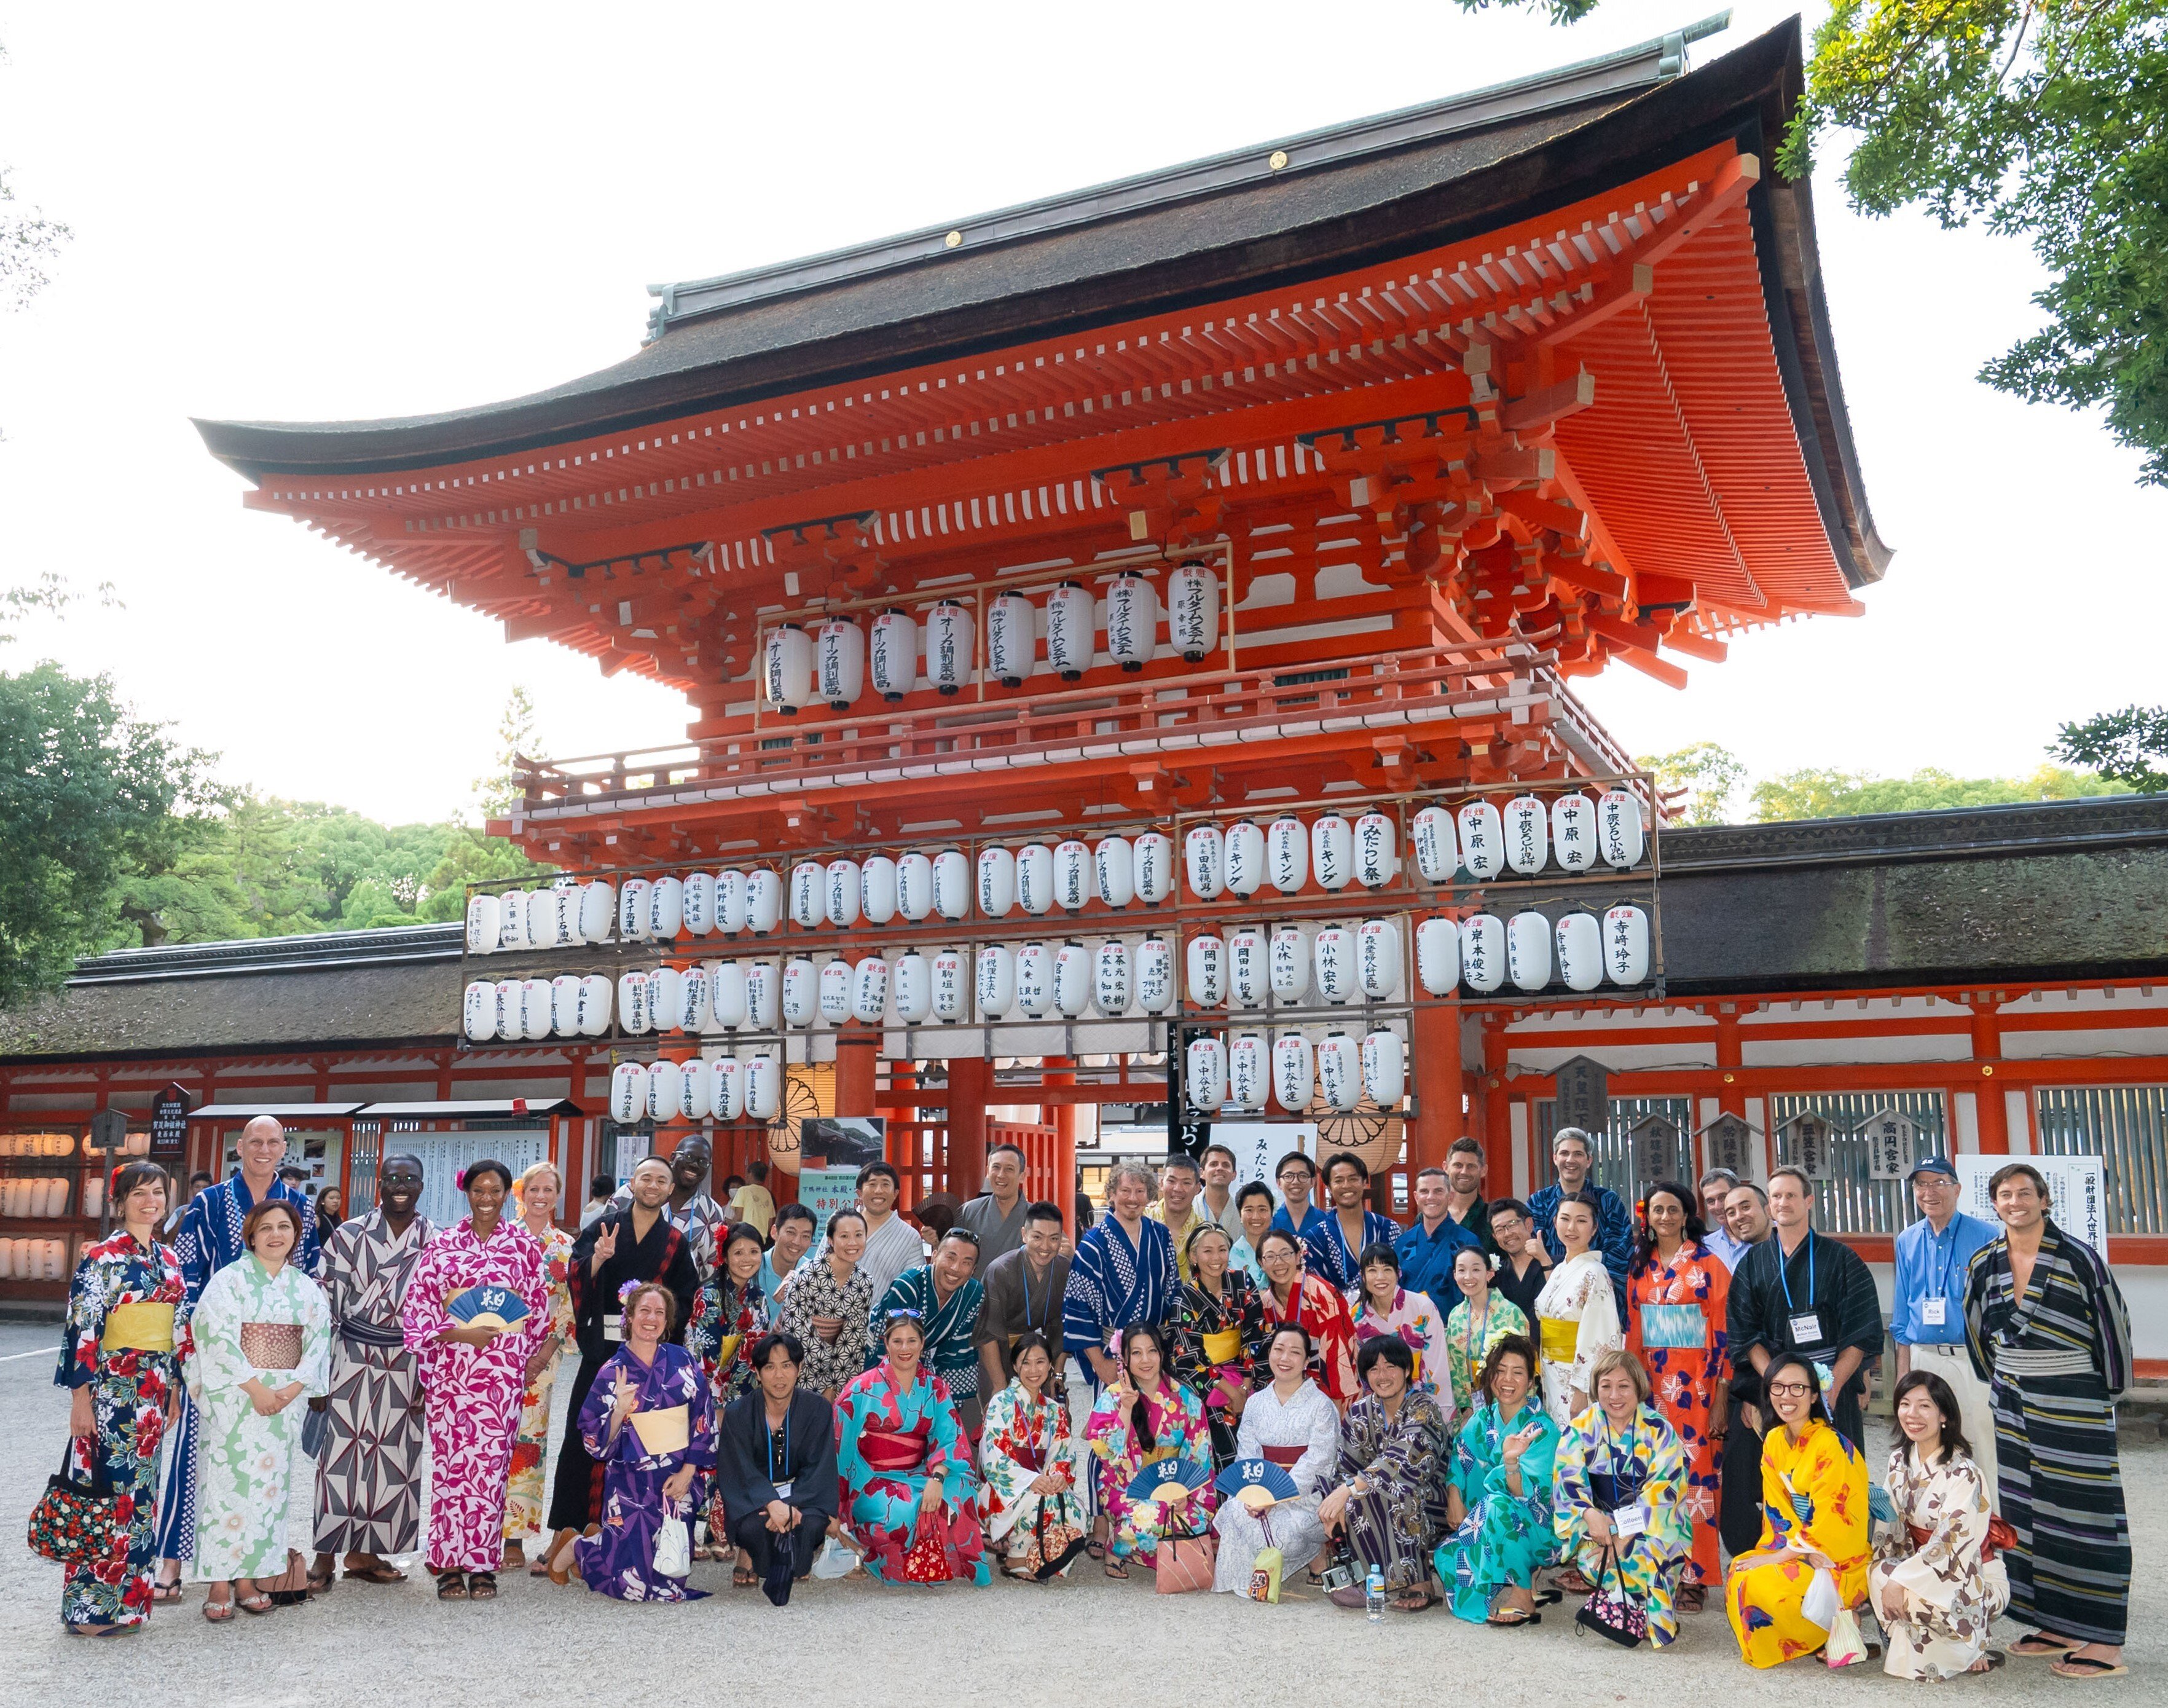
591;1222;619;1272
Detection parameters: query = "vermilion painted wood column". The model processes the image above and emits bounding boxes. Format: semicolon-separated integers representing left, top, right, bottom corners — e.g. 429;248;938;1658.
1481;1018;1512;1198
835;1022;879;1117
1410;998;1463;1179
1040;1055;1079;1229
945;1057;992;1200
1971;1001;2011;1152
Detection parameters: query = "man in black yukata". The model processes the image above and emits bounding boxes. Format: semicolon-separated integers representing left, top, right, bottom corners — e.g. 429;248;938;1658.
715;1332;839;1605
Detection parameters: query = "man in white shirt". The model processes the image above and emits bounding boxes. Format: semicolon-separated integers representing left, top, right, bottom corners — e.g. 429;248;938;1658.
852;1161;927;1303
956;1143;1029;1261
1196;1143;1244;1238
1698;1168;1746;1270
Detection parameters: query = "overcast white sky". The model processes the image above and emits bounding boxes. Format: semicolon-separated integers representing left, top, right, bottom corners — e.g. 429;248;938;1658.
1;2;2161;825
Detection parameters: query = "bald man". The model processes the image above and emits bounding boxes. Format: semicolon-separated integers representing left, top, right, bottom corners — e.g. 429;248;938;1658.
154;1115;321;1589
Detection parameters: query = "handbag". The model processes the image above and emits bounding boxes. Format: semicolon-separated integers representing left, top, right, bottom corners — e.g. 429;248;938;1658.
1574;1543;1648;1647
1823;1604;1869;1667
26;1441;126;1567
1155;1529;1217;1594
653;1515;692;1580
261;1549;314;1606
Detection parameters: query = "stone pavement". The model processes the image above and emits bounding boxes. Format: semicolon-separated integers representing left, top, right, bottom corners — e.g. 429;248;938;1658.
1;1323;2153;1703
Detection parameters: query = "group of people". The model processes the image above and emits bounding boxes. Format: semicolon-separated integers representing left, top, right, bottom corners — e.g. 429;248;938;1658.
51;1118;2135;1681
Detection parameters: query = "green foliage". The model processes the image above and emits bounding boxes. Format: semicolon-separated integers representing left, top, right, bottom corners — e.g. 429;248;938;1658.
1748;762;2129;821
474;685;543;821
2051;703;2168;791
1638;740;1746;825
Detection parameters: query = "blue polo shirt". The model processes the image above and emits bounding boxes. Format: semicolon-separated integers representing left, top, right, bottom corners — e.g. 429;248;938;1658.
1890;1209;1997;1346
1270;1202;1326;1241
1394;1213;1483;1320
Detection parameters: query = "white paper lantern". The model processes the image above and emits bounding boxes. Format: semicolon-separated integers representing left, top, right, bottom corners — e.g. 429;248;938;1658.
1318;1032;1361;1112
925;599;973;695
463;980;498;1041
1555;911;1603;992
975;945;1017;1017
1137;937;1176;1013
1044;580;1095;679
1310;814;1355;892
1105;571;1158;671
675;966;711;1033
933;849;971;920
648;967;684;1033
1357;918;1403;999
1604;905;1652;986
977;847;1017;918
825;859;862;929
1228;1032;1268;1111
1133;832;1174;906
1015;844;1055;915
683;871;717;937
649;875;685;941
618;878;653;942
1223;821;1265;897
646;1058;683;1121
745;1055;782;1121
552;974;583;1037
765;623;814;714
1186;1033;1228;1109
575;974;611;1036
818;959;852;1024
709;961;748;1029
746;869;783;935
710;1057;745;1121
1504;795;1549;876
716;869;750;935
495;978;522;1040
678;1058;713;1121
781;959;819;1026
1459;915;1506;993
1456;801;1502;880
1412;806;1457;883
517;978;551;1040
1362;1028;1407;1106
610;1062;646;1124
896;852;935;922
1273;1032;1313;1112
1415;917;1461;996
1184;825;1225;901
788;862;823;930
523;891;555;951
1313;924;1354;1003
1550;795;1598;873
1054;942;1091;1018
1268;816;1309;894
1227;927;1267;1008
610;974;648;1036
1094;939;1131;1013
1166;559;1220;663
575;879;614;943
850;956;890;1023
893;952;932;1023
1043;840;1085;913
1094;836;1134;909
1270;923;1313;1002
1015;942;1054;1017
860;856;899;924
743;961;779;1029
931;948;968;1021
986;591;1035;687
1506;911;1553;993
1598;789;1646;868
496;889;528;951
1354;812;1398;889
465;892;501;956
870;607;917;700
1185;933;1227;1006
817;618;866;709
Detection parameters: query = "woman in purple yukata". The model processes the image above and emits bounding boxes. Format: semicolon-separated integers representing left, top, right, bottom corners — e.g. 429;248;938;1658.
548;1281;717;1601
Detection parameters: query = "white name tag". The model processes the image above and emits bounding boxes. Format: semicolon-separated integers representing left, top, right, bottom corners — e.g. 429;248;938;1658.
1921;1298;1948;1327
1612;1506;1647;1539
603;1313;625;1343
772;1479;794;1501
1788;1310;1822;1344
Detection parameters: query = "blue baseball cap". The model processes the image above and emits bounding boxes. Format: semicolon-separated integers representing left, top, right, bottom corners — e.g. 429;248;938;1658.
1907;1156;1960;1183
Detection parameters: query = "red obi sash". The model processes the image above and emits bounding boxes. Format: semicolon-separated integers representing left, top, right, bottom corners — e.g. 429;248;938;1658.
1260;1444;1306;1468
860;1425;931;1472
1012;1444;1047;1472
1912;1518;2015;1562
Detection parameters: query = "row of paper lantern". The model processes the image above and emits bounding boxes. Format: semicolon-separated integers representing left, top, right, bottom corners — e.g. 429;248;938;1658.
608;1055;789;1125
464;797;1647;958
0;1133;76;1157
1185;1028;1407;1113
460;903;1651;1042
0;1237;73;1278
764;563;1222;713
0;1176;72;1218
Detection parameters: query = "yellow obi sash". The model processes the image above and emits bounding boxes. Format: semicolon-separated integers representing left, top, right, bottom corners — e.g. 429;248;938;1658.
102;1302;176;1353
714;1333;743;1369
1539;1317;1579;1364
1201;1327;1244;1366
630;1404;689;1455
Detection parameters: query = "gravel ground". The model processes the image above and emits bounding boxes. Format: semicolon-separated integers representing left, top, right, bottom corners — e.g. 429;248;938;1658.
2;1320;2154;1702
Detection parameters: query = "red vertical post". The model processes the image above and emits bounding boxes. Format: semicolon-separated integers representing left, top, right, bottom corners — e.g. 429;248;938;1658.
835;1023;878;1119
1410;996;1463;1179
946;1056;991;1200
1480;1018;1512;1198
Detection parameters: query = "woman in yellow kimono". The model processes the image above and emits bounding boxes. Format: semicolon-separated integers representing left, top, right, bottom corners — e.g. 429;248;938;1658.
1726;1352;1871;1667
505;1162;575;1569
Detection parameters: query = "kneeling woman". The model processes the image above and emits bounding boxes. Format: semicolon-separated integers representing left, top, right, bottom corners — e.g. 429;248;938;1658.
1085;1323;1217;1579
1869;1370;2008;1680
978;1332;1085;1581
1434;1334;1559;1627
1725;1352;1871;1667
1319;1336;1453;1612
551;1282;717;1602
835;1310;988;1586
1212;1324;1339;1595
1553;1349;1694;1647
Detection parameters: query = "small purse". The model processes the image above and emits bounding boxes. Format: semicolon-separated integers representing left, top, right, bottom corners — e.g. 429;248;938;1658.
26;1441;125;1567
1154;1529;1217;1593
653;1516;692;1580
1823;1604;1869;1667
260;1549;314;1606
1574;1543;1648;1647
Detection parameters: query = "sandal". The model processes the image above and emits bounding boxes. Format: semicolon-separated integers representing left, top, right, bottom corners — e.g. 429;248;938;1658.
201;1599;235;1624
343;1563;406;1586
1102;1559;1129;1580
151;1580;184;1604
305;1569;335;1594
732;1565;758;1589
502;1543;525;1568
467;1572;497;1601
235;1594;273;1616
2051;1656;2129;1680
1488;1608;1541;1627
2010;1632;2081;1658
436;1572;468;1601
66;1623;135;1637
1678;1583;1706;1613
1968;1653;2008;1674
1084;1537;1106;1561
1392;1589;1436;1612
548;1542;578;1588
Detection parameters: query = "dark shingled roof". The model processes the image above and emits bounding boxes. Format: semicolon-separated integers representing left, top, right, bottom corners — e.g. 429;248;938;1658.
4;797;2162;1065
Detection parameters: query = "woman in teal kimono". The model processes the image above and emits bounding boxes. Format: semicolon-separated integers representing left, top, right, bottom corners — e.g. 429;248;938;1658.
1553;1348;1694;1647
1435;1332;1558;1626
834;1312;988;1586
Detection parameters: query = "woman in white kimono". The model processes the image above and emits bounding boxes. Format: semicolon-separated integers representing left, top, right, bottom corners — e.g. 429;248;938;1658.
1535;1192;1622;1427
1871;1369;2010;1678
1211;1323;1340;1595
184;1200;332;1619
978;1332;1086;1580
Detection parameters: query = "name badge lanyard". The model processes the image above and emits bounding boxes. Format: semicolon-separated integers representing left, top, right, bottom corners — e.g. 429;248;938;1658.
1025;1259;1056;1336
758;1402;792;1488
1602;1414;1648;1537
1779;1232;1822;1344
1921;1224;1962;1328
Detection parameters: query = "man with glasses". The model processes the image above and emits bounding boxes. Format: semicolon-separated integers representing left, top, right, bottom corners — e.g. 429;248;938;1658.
1891;1156;1998;1491
1697;1168;1746;1270
1268;1150;1325;1240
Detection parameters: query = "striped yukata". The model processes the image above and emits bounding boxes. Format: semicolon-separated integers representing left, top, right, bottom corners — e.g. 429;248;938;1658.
1962;1218;2133;1647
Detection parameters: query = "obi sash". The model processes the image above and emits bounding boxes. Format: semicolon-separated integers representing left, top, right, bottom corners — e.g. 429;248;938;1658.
1539;1317;1579;1364
1013;1444;1048;1473
339;1316;407;1352
101;1301;175;1353
860;1426;932;1473
714;1333;743;1369
1909;1518;2014;1563
630;1404;689;1455
240;1321;305;1371
1639;1303;1706;1350
1201;1327;1244;1366
1260;1444;1305;1469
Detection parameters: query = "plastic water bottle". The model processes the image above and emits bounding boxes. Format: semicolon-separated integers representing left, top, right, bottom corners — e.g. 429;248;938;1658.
1365;1563;1386;1623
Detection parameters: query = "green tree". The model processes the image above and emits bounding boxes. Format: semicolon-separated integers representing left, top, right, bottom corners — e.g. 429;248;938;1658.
1750;762;2129;821
1456;0;2168;486
1638;740;1746;824
474;685;544;821
2051;704;2168;791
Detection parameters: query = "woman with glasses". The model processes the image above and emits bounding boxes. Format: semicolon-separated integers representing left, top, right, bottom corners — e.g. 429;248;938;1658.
1255;1229;1357;1409
834;1310;988;1586
1551;1348;1693;1647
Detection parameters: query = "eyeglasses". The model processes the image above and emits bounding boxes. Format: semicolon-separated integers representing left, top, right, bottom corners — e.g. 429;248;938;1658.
1766;1381;1812;1397
884;1308;924;1322
1277;1171;1312;1185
